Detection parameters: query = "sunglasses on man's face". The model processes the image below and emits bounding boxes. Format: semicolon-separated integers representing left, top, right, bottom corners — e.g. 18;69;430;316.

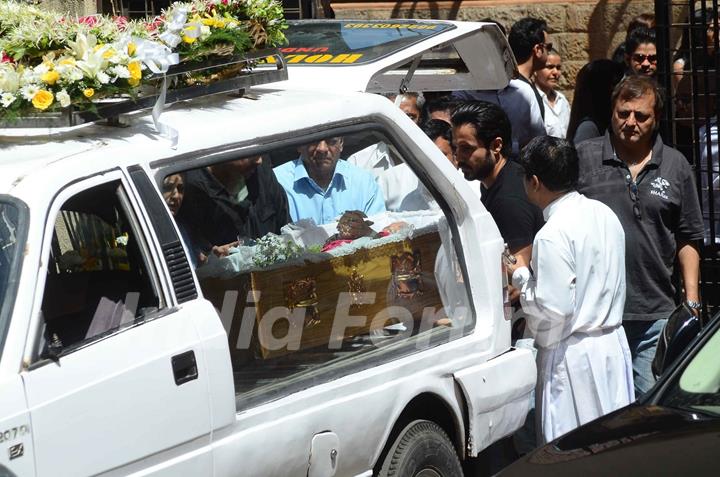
632;53;658;64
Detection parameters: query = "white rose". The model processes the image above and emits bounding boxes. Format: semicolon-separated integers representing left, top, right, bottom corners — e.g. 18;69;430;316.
67;69;84;82
97;71;111;84
110;65;130;79
56;89;71;108
33;63;50;75
0;66;20;93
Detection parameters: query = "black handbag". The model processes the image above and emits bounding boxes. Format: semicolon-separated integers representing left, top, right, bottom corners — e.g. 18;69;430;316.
651;303;702;378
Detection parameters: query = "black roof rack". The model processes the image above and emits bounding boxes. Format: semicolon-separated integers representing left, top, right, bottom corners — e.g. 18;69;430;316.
2;48;287;129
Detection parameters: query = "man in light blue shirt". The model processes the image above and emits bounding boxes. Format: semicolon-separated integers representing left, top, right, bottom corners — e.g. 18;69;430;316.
274;137;386;225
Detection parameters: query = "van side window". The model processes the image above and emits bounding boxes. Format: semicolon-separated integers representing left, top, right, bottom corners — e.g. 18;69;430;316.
40;180;161;353
161;127;472;407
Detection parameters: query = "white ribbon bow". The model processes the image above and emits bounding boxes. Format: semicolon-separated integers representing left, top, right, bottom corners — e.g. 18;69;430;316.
131;37;181;148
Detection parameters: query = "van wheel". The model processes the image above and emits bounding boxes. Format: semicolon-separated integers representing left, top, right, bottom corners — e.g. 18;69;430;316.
378;419;462;477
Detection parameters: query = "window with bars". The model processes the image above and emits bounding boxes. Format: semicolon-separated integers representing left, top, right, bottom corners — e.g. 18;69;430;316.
657;0;720;319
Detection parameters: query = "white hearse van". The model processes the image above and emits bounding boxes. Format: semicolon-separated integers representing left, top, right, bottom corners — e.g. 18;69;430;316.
0;20;535;477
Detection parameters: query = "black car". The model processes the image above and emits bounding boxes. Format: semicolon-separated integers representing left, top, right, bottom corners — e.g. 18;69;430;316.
498;312;720;476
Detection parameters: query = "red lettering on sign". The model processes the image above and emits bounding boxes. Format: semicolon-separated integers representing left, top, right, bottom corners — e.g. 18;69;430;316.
280;47;329;53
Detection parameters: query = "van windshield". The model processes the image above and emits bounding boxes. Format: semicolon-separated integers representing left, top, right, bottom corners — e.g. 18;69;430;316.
0;199;24;355
283;20;455;65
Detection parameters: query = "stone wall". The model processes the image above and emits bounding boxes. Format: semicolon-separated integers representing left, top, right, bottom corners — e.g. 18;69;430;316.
330;0;686;102
40;0;98;16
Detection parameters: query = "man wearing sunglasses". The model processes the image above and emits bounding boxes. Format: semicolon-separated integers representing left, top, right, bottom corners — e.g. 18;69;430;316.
576;75;704;397
625;26;658;77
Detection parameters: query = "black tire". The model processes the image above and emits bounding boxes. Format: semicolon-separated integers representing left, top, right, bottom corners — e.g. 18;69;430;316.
378;419;463;477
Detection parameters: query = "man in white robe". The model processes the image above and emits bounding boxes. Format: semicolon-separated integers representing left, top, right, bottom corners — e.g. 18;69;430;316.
507;136;634;444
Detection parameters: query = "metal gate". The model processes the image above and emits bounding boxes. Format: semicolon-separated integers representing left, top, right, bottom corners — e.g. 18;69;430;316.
656;0;720;319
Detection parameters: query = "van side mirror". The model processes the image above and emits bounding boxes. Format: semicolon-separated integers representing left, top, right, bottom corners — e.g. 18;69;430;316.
652;303;702;377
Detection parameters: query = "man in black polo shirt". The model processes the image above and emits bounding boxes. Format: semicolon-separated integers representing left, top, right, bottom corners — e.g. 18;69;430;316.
452;101;544;271
577;75;704;396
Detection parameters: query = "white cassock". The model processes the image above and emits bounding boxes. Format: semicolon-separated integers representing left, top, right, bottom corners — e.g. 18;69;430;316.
512;191;635;444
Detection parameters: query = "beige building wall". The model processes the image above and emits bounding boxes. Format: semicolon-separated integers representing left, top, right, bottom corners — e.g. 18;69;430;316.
40;0;98;16
331;0;686;102
31;0;150;17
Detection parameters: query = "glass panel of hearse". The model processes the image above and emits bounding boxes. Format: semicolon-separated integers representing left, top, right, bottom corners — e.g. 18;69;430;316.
159;128;473;402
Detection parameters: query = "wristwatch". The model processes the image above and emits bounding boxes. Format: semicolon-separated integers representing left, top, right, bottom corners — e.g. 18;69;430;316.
686;299;702;310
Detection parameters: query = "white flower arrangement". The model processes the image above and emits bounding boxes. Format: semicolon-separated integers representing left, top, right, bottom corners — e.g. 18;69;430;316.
0;0;286;119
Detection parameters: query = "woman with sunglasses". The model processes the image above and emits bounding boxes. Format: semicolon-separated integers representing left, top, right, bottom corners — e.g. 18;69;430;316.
625;26;658;78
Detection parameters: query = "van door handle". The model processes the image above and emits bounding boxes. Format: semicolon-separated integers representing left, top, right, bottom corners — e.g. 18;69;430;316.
171;350;198;385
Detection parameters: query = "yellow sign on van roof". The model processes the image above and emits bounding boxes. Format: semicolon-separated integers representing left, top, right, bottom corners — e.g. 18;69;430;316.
283;20;455;66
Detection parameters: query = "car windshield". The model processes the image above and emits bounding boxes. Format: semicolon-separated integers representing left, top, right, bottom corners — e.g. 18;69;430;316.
0;199;23;355
283;20;455;65
662;321;720;417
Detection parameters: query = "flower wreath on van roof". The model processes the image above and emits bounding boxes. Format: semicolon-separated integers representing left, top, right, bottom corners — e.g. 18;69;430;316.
0;0;286;118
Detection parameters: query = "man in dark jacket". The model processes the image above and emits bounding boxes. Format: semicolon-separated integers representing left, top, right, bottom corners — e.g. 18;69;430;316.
181;155;291;255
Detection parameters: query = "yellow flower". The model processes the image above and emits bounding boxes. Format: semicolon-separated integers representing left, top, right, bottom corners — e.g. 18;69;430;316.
41;70;60;85
103;48;116;59
32;90;54;110
182;35;197;44
128;61;142;81
127;42;137;56
201;16;225;28
128;78;140;87
59;58;76;66
83;88;95;98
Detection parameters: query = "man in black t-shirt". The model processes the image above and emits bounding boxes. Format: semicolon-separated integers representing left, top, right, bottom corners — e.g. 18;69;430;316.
452;100;545;453
452;101;544;270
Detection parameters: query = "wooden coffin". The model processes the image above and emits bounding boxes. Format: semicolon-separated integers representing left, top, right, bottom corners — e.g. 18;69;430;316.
200;230;443;359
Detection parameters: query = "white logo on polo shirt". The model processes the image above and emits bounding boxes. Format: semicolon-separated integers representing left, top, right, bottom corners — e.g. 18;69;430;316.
650;177;670;200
